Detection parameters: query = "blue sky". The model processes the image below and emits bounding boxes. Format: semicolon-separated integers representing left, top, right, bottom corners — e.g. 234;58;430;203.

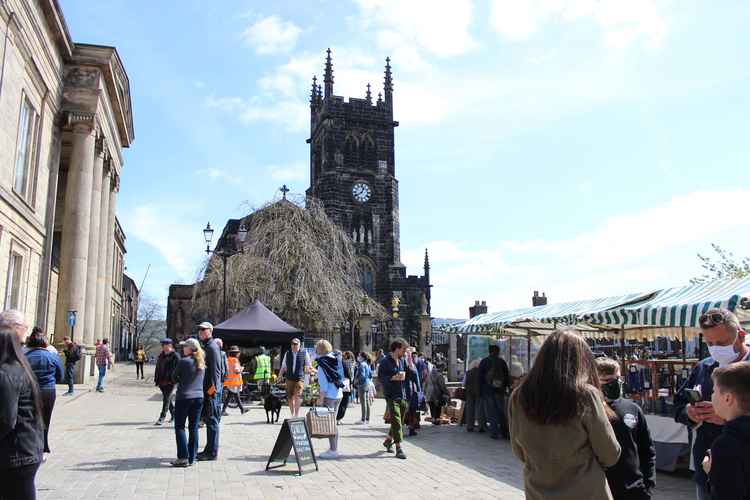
60;0;750;319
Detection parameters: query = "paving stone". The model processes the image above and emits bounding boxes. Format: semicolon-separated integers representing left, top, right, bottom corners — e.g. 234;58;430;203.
37;365;693;499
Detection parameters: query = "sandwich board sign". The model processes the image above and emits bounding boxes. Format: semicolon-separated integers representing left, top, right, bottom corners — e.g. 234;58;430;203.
265;417;318;476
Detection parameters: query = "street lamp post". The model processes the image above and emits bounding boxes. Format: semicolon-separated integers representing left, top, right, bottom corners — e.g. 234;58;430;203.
203;221;248;321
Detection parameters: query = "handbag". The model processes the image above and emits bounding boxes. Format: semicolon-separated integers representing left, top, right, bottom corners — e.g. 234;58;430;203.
306;406;336;438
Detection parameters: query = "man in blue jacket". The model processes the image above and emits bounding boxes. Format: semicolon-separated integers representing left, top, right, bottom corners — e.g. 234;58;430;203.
674;308;750;500
197;322;223;461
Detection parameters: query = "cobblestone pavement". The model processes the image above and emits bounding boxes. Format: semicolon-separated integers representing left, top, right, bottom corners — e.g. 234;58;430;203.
37;364;693;500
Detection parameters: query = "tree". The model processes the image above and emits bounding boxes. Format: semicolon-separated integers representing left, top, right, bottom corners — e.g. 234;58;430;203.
691;244;750;284
192;198;385;334
134;295;163;352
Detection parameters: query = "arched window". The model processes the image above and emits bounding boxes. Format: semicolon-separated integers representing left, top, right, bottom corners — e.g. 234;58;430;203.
358;259;375;297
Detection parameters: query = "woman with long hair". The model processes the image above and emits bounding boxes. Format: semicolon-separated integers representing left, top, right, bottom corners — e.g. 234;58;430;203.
510;329;621;500
0;330;44;498
171;338;205;467
24;329;63;456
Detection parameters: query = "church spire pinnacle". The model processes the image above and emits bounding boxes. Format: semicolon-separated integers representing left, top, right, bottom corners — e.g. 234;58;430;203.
324;48;334;98
384;56;393;104
424;248;430;275
366;83;372;104
310;75;318;106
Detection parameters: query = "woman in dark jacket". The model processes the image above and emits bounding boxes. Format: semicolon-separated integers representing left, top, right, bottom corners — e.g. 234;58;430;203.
0;329;44;499
25;330;63;454
336;351;354;424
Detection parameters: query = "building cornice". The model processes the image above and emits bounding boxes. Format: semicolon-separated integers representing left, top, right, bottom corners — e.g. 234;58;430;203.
39;0;73;60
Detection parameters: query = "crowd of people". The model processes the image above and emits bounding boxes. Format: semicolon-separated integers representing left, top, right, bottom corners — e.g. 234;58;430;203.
3;305;750;499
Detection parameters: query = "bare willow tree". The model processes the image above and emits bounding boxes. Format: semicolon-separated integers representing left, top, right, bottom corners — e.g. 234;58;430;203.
691;243;750;284
192;198;385;332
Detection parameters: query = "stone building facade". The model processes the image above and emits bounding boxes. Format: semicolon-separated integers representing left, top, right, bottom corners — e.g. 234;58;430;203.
0;1;134;371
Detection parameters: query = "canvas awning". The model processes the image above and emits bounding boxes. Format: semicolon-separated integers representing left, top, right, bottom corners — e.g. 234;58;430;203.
213;300;302;347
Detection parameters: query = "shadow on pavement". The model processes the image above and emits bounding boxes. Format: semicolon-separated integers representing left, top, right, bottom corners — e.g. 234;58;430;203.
72;457;168;471
91;421;151;426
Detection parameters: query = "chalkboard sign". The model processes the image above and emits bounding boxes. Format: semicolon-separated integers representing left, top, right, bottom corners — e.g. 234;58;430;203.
265;418;318;476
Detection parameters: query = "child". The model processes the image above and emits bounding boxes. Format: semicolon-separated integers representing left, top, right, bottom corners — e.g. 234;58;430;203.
702;361;750;500
596;357;656;500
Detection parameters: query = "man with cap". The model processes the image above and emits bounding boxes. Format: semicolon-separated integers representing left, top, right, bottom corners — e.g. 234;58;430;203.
154;338;180;425
197;322;223;461
279;338;312;417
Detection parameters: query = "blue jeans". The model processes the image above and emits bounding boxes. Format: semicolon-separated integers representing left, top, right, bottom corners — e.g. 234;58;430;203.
202;391;222;456
65;363;75;393
482;392;508;437
175;398;203;463
96;365;107;390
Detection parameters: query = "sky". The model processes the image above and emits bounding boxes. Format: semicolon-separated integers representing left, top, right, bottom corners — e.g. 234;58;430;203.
60;0;750;319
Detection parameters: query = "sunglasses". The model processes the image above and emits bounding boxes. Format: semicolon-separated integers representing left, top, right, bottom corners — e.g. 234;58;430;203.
699;312;727;328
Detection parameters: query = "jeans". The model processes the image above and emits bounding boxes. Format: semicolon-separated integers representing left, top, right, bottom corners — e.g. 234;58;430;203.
483;392;508;437
323;397;342;451
202;391;222;457
463;397;485;431
696;483;709;500
136;362;144;379
222;390;245;413
96;364;107;390
40;389;56;452
174;397;203;463
0;462;40;500
159;385;175;420
357;386;370;422
65;363;75;393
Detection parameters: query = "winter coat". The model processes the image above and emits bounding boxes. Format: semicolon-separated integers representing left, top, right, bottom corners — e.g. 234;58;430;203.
708;414;750;500
425;368;449;404
510;385;621;500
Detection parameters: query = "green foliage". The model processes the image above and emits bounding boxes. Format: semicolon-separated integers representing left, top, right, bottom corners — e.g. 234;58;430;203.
691;243;750;284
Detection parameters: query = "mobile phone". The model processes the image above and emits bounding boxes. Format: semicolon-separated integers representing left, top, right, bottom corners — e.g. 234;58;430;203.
685;388;702;403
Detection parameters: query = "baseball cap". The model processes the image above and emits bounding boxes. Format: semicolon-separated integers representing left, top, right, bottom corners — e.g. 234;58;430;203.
291;338;301;345
198;321;213;330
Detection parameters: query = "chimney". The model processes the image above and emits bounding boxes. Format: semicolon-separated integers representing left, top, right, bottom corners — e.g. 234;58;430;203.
533;291;548;307
469;300;488;319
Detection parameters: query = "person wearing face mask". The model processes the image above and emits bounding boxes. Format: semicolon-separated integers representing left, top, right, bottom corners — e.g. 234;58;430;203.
674;308;750;500
596;357;656;500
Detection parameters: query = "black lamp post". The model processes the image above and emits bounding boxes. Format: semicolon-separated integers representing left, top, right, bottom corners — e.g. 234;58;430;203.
203;221;248;321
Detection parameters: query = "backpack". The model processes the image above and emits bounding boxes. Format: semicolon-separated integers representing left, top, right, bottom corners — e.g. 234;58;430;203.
67;345;81;364
486;357;508;390
355;362;370;387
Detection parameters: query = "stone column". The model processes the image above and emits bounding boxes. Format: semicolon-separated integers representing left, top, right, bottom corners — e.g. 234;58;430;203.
448;333;458;382
419;313;432;358
102;174;119;342
94;159;112;340
55;112;96;347
82;135;104;347
358;313;372;353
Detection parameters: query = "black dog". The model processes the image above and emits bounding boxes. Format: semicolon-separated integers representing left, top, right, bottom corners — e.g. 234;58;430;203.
264;393;282;424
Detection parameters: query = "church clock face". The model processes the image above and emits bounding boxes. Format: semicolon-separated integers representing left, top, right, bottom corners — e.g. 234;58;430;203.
352;182;371;203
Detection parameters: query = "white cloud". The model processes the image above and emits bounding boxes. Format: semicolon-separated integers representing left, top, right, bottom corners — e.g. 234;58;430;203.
121;205;203;282
241;15;302;55
355;0;477;58
406;190;750;318
489;0;667;49
205;94;308;132
195;167;242;186
267;162;307;182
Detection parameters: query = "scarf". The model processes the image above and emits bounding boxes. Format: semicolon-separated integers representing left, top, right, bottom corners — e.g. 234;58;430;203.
317;354;343;388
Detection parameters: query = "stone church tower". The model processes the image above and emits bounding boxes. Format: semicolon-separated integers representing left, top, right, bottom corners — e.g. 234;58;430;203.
306;49;431;337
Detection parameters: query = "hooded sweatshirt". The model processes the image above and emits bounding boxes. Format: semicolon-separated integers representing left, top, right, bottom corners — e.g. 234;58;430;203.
605;398;656;499
708;415;750;500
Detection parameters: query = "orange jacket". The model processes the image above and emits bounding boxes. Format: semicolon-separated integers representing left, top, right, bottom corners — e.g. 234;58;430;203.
224;357;243;388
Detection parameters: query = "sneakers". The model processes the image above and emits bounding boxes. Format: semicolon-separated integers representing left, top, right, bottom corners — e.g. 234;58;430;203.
62;391;74;397
319;450;339;459
170;459;189;467
154;419;164;426
395;448;407;460
383;440;394;453
196;453;217;462
96;388;104;393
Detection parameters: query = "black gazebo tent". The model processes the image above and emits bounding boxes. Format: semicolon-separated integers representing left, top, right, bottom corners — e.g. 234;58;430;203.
213;300;302;348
